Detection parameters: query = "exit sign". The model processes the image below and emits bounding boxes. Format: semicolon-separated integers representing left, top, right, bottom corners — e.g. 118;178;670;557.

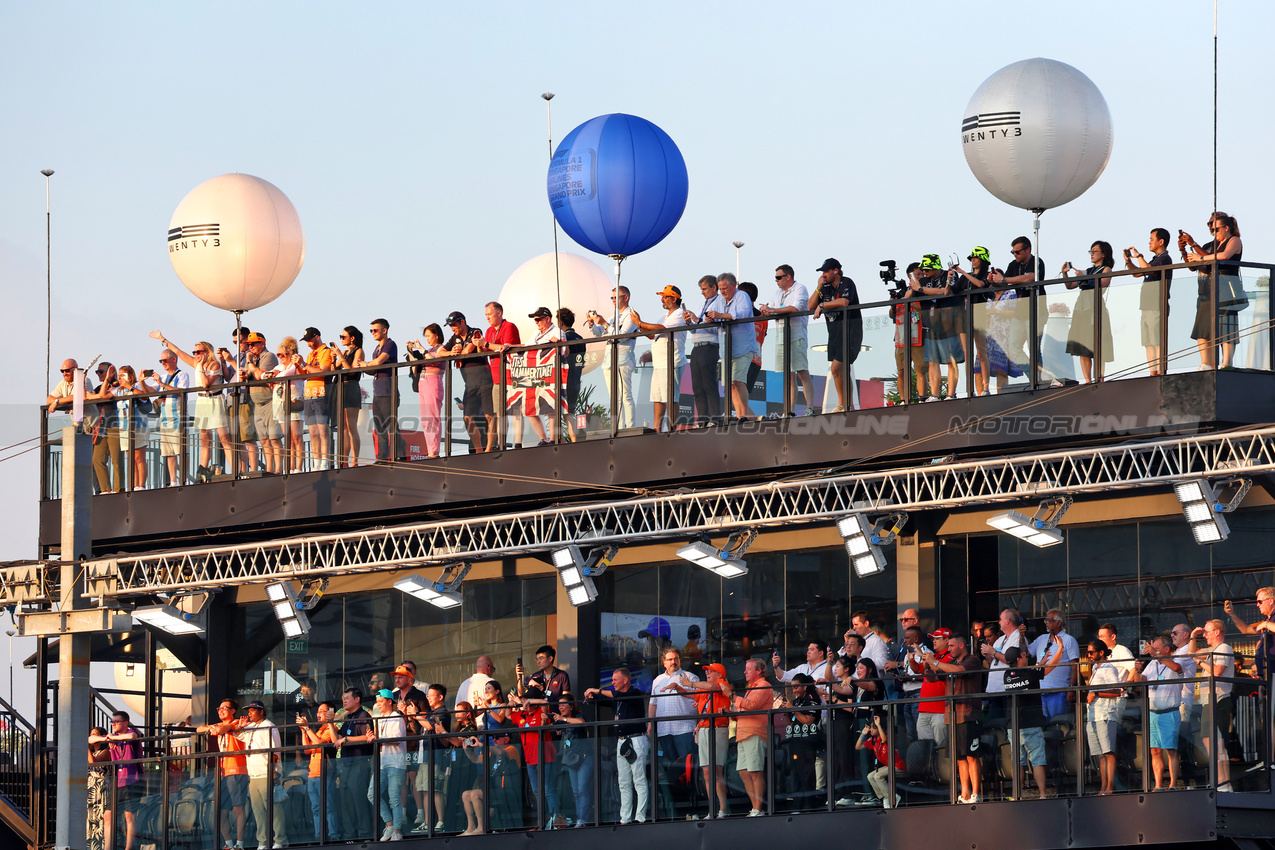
286;638;309;653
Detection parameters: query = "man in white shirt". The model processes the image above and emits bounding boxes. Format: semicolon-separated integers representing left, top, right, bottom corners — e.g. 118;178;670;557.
1132;636;1183;790
238;700;286;848
634;286;688;432
1098;623;1135;721
773;639;832;696
981;608;1024;720
143;349;191;486
456;655;495;711
1027;609;1080;719
649;647;698;818
759;264;815;415
585;286;639;429
682;276;727;426
707;273;758;421
848;610;889;674
1192;619;1235;790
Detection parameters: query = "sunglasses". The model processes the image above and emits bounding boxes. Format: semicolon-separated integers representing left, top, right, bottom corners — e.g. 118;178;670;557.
60;368;74;373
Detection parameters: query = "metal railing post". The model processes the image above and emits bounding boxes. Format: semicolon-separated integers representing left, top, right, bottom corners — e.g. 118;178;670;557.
389;365;400;463
444;361;453;458
781;315;793;416
1029;282;1041;389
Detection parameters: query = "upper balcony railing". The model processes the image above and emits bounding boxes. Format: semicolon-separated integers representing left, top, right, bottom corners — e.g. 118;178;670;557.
39;260;1274;500
78;671;1270;849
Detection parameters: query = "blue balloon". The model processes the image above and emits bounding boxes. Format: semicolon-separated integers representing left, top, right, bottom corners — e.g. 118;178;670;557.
547;113;689;257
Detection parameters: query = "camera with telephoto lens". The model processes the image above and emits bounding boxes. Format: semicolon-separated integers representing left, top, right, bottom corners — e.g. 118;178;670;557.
880;260;908;298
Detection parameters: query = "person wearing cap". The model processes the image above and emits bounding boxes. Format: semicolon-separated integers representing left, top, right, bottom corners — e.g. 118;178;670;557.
293;327;335;470
634;285;687;432
444;312;495;453
915;628;954;746
481;302;522;451
238;700;287;848
949;248;995;396
239;332;282;474
681;275;726;426
228;326;262;475
369;689;408;840
584;287;639;430
1027;609;1080;719
914;254;966;401
523;307;562;446
392;664;427;706
662;661;731;819
808;258;863;413
988;237;1047;384
705;273;758;422
1125;228;1174;376
1007;634;1067;799
760;264;816;415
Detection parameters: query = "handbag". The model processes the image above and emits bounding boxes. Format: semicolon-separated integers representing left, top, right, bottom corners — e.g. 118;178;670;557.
559;737;584;767
1219;275;1249;311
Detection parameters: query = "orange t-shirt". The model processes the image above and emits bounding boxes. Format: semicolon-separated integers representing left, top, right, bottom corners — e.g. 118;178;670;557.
218;729;248;776
694;691;731;729
304;347;335;398
306;724;337;778
733;685;772;742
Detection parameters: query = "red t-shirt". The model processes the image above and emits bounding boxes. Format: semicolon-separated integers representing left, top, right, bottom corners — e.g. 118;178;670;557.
484;320;521;384
918;650;953;714
870;736;906;771
511;706;556;765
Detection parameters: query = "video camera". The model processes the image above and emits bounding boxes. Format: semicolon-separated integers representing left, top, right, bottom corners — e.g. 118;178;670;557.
880;260;908;298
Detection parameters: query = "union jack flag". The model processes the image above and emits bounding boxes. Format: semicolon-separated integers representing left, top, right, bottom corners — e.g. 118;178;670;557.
504;348;568;412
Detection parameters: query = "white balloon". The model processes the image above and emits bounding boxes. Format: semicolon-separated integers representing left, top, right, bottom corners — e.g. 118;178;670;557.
167;173;306;312
113;660;192;726
962;58;1114;212
496;252;613;374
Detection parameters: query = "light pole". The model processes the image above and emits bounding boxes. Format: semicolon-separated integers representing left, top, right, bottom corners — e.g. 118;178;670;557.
5;629;14;705
733;241;744;281
41;169;54;396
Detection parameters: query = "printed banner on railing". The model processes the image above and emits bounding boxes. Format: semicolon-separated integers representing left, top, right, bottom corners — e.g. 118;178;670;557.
504;349;568;412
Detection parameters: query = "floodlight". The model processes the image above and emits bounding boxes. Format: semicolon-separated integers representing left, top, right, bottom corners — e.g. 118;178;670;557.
837;512;907;576
676;532;754;578
394;563;470;610
1174;479;1232;545
131;603;204;635
552;543;616;606
265;581;311;636
985;497;1069;548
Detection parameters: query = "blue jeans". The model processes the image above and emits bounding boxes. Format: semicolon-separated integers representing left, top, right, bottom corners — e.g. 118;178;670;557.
566;755;595;825
307;772;340;841
526;762;561;823
379;765;405;833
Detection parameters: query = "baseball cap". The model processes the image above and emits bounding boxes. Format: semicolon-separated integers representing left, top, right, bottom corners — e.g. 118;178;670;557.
638;616;671;639
816;258;842;272
301;327;321;342
968;246;991;263
393;665;412;677
524;685;546;701
244;332;265;344
929;628;953;639
528;307;552;319
375;688;395;701
920;254;943;271
445;311;465;325
655;285;682;298
704;662;727;676
245;700;265;711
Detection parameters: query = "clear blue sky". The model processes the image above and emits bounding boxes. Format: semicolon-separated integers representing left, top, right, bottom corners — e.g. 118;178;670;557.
1;1;1271;712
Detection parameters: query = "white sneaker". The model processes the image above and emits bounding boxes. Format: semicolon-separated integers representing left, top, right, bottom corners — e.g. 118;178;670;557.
747;809;762;817
435;821;444;831
956;795;970;804
381;825;394;841
715;810;727;819
834;797;854;807
967;794;980;804
389;831;403;841
926;395;940;403
829;405;845;413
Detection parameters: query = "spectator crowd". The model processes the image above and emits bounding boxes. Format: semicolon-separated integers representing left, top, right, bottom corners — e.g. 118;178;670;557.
88;590;1274;848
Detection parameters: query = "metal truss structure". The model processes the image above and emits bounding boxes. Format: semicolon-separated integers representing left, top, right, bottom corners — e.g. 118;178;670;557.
9;424;1275;606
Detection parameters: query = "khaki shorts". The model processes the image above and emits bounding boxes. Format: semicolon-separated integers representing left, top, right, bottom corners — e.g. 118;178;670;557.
726;352;751;384
159;427;182;458
774;332;809;374
735;734;765;772
697;726;728;768
253;395;281;440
